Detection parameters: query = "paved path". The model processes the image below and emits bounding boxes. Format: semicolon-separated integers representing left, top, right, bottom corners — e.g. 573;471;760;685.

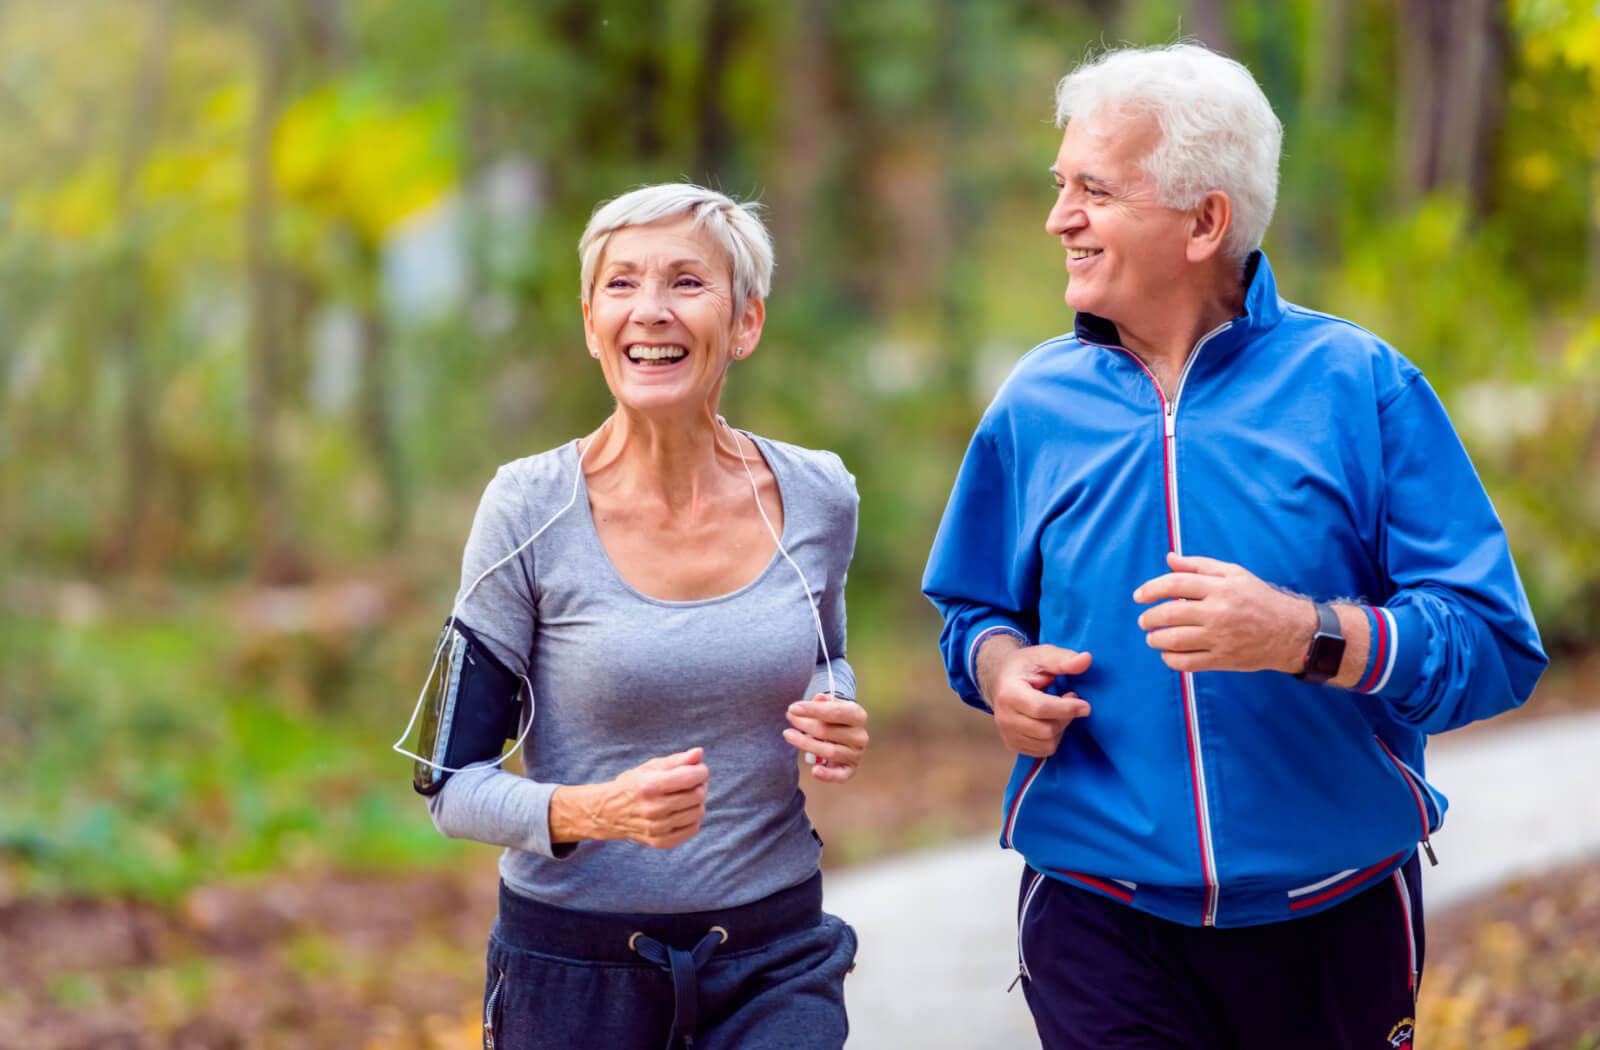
823;710;1600;1049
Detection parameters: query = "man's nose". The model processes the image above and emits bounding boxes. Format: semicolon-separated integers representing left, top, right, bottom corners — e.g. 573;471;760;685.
1046;196;1082;237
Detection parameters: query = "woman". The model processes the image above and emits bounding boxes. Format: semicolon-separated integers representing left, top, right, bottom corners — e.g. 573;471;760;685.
408;183;868;1050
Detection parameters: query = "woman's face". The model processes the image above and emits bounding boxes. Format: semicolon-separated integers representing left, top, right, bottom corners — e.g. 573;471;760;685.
583;215;764;419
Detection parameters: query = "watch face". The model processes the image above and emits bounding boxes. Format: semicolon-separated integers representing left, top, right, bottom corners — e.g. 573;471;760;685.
1308;631;1345;677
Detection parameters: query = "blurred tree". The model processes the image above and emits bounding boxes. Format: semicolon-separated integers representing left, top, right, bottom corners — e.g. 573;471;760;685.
245;0;300;583
1395;0;1508;215
105;0;172;572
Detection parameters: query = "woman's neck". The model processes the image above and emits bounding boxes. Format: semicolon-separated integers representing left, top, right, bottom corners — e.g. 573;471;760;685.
581;406;744;516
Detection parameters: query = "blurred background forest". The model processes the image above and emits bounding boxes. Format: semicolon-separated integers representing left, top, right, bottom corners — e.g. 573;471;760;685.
3;0;1599;1047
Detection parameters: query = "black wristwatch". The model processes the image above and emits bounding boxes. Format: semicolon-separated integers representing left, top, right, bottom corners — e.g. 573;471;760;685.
1294;602;1345;685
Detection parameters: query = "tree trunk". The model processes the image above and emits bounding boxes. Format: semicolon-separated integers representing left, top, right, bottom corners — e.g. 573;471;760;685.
245;0;300;582
105;0;172;571
694;0;734;183
355;247;407;545
1186;0;1233;55
1394;0;1506;217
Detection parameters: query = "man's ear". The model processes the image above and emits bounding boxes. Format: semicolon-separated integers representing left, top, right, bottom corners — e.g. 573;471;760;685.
1186;190;1233;263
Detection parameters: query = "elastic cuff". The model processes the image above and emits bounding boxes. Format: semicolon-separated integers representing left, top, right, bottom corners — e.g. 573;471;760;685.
807;662;856;703
964;623;1032;711
1354;605;1425;698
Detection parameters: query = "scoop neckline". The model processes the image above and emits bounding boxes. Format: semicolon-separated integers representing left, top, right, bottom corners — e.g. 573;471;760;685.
568;431;792;608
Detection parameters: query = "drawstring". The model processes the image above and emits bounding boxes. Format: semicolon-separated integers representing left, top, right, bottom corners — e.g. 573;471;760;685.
629;925;729;1049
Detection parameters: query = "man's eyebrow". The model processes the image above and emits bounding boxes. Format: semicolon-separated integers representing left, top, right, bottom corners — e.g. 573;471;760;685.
1048;165;1115;189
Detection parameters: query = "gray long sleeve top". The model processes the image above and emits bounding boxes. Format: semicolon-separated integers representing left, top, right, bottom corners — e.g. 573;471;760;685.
426;432;858;913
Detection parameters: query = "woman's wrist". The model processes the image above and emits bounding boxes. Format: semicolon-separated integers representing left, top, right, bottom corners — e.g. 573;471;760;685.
549;783;604;844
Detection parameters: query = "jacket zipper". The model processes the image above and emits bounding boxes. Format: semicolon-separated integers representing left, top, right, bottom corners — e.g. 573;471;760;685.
1009;869;1047;991
483;967;505;1050
1114;321;1232;926
1376;737;1441;865
1001;757;1046;849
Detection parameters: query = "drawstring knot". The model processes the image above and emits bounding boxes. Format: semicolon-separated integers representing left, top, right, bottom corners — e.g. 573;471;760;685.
629;925;729;1049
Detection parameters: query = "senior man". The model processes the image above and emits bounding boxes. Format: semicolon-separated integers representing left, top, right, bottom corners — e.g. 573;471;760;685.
922;43;1546;1050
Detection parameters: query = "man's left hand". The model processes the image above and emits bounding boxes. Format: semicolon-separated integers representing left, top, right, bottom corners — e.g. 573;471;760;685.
1134;553;1315;674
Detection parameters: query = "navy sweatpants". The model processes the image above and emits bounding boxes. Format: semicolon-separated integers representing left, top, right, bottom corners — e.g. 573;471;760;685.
483;873;856;1050
1017;853;1424;1050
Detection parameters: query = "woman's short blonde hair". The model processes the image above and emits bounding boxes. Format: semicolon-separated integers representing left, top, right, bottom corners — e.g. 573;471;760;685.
578;183;775;312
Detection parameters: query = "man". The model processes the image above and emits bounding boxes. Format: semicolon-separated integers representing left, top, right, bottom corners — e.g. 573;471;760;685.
922;43;1546;1050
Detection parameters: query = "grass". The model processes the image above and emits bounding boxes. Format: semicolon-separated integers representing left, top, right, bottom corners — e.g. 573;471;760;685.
0;601;470;902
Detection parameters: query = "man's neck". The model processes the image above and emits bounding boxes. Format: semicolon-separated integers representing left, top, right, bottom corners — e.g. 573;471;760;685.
1115;266;1247;399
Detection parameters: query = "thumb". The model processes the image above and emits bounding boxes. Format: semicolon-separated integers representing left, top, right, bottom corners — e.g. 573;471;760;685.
648;747;704;770
1034;646;1092;676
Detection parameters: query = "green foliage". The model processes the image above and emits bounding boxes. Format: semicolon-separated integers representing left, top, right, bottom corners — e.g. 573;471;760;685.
0;608;468;900
1;0;1598;904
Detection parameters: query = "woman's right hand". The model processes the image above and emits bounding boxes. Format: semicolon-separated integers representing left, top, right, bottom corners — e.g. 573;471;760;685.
550;748;709;848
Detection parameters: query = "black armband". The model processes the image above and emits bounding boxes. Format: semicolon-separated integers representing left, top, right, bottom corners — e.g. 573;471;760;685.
412;618;524;796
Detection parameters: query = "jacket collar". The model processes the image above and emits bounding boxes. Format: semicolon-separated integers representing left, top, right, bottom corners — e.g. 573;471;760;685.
1072;251;1286;354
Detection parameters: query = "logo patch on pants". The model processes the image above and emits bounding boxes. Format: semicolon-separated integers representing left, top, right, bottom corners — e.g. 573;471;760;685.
1387;1017;1415;1049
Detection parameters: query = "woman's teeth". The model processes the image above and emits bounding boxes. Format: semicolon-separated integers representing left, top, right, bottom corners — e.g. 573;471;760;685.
626;345;688;362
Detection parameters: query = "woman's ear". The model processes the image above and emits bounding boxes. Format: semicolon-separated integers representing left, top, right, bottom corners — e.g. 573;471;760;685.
582;300;600;357
1186;190;1233;263
731;297;766;359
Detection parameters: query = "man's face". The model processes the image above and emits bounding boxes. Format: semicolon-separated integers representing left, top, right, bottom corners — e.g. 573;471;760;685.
1045;115;1194;328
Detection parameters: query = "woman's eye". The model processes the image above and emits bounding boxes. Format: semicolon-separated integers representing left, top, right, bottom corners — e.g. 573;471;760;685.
676;276;704;289
606;277;632;289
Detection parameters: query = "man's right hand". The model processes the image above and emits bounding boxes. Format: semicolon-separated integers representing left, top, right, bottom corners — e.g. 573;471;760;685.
975;637;1093;757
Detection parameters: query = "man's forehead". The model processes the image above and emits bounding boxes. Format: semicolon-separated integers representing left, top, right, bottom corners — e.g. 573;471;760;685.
1056;111;1160;169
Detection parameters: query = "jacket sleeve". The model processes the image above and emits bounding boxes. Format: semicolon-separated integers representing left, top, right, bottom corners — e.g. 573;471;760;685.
1350;375;1547;732
922;425;1041;712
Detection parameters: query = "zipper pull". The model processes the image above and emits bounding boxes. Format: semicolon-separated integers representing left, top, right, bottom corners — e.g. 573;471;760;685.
1007;965;1027;992
1164;403;1176;438
1422;838;1438;866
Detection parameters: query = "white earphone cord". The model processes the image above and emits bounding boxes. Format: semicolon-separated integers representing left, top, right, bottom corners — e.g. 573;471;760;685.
393;416;836;773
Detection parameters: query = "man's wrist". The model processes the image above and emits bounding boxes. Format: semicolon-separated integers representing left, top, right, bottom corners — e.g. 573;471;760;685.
973;630;1027;707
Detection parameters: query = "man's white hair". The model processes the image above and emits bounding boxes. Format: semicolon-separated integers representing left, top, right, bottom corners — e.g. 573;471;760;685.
578;183;774;311
1054;43;1282;262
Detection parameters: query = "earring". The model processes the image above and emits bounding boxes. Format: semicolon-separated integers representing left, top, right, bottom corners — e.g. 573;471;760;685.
590;348;599;358
733;346;745;359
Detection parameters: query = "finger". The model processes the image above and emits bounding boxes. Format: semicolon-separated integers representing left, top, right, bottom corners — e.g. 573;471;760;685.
646;811;705;848
643;747;704;771
1133;572;1215;604
639;778;707;815
1145;626;1212;652
1136;600;1209;631
783;727;862;765
790;697;868;725
786;710;869;742
1166;552;1235;576
641;762;710;796
807;757;858;783
1006;687;1092;723
1160;649;1216;672
1027;645;1093;677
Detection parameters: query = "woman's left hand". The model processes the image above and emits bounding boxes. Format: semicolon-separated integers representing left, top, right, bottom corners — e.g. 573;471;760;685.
784;694;869;783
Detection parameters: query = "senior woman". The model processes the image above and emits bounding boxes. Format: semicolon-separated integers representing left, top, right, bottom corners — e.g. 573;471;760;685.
407;183;868;1050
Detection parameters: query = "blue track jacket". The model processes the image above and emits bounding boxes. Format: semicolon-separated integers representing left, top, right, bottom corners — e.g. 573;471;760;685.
922;253;1546;928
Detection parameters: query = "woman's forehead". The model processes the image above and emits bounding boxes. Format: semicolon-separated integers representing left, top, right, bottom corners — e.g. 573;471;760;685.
600;215;730;270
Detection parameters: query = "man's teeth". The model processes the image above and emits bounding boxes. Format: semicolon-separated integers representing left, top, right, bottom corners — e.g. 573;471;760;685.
627;345;687;361
1068;248;1101;260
